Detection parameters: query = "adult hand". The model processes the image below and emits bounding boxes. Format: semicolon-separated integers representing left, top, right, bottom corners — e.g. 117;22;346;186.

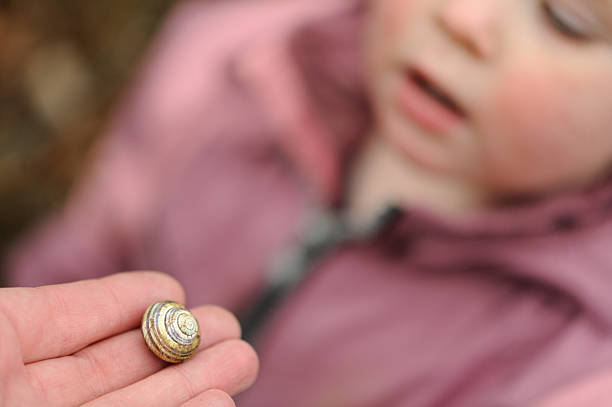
0;271;258;407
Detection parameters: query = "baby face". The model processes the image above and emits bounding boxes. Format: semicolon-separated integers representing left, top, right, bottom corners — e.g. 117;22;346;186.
365;0;612;199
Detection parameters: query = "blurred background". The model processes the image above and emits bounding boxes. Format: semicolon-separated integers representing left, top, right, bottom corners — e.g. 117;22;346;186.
0;0;182;283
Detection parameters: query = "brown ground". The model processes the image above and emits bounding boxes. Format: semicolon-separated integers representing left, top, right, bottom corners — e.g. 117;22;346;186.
0;0;182;283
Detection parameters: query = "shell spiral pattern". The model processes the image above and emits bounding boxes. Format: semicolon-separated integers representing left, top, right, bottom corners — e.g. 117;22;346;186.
141;301;201;363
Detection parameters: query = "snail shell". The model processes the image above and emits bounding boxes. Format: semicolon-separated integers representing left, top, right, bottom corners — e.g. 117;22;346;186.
141;301;201;363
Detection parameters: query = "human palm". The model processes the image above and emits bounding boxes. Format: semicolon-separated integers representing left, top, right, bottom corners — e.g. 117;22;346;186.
0;271;258;406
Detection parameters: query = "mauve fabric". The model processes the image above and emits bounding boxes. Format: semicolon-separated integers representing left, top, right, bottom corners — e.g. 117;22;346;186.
7;1;612;405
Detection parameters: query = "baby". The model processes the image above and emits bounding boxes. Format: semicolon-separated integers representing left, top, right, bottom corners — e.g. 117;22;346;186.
7;0;612;405
354;0;612;219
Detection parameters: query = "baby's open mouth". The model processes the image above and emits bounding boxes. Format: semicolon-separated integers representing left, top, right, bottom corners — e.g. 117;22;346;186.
396;67;467;133
407;69;465;118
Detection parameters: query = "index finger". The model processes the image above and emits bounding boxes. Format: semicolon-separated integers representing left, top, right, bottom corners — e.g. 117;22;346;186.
0;271;185;363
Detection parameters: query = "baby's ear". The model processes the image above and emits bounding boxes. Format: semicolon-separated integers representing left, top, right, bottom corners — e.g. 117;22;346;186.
530;370;612;407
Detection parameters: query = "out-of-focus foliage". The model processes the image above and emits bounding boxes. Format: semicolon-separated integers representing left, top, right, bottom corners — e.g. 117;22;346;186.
0;0;181;280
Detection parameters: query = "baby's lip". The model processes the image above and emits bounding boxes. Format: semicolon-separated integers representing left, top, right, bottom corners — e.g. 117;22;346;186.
395;65;468;134
407;67;466;119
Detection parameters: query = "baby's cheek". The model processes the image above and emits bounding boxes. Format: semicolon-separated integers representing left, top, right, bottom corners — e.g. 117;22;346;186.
492;71;574;151
374;0;417;41
480;68;594;191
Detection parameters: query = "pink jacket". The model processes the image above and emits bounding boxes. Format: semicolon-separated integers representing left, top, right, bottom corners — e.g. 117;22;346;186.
8;1;612;405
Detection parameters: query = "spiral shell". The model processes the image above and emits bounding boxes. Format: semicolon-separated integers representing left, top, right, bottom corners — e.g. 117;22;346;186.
141;301;201;363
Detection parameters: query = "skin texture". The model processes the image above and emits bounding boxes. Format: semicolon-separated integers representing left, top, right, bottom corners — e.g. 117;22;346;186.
362;0;612;209
0;272;258;407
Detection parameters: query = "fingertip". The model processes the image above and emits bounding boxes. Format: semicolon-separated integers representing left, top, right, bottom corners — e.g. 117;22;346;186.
145;271;186;304
193;305;242;341
115;271;186;305
225;339;260;394
212;306;242;339
181;389;235;407
204;389;236;407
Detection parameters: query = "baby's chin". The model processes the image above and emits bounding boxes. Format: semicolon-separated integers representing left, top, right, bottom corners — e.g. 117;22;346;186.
370;125;608;213
376;112;478;175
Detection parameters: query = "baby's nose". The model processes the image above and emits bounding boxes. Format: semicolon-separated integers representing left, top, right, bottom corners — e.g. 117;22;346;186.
436;0;503;59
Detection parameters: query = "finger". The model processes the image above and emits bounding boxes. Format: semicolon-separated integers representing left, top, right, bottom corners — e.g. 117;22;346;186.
26;305;241;407
82;339;259;407
0;271;185;363
180;389;235;407
0;312;41;406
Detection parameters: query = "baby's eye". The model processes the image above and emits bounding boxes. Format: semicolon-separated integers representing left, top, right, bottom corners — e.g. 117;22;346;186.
541;1;591;41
